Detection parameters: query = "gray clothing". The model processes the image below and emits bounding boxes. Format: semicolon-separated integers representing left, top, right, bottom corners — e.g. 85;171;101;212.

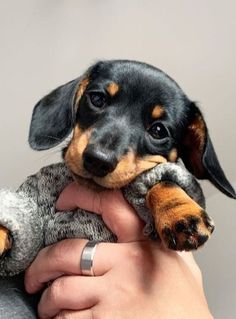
0;274;39;318
0;161;204;318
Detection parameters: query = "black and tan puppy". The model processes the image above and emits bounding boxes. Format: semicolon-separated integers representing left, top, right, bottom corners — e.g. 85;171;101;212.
1;60;235;252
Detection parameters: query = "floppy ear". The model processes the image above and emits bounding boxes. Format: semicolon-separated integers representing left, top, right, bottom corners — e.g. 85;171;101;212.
29;76;88;150
180;103;236;199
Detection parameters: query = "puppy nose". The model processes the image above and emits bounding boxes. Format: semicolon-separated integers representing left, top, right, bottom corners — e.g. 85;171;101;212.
83;147;118;177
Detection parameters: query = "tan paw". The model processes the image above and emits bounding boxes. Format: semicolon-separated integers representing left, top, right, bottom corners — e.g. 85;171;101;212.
0;226;12;256
147;181;214;251
160;211;214;251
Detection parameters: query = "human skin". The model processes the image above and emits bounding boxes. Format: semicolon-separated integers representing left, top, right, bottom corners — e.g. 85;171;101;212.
25;182;213;319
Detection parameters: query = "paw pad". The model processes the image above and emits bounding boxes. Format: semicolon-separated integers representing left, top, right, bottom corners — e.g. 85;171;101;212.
161;211;214;251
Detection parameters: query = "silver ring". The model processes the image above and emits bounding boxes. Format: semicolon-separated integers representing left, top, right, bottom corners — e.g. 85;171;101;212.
80;241;99;276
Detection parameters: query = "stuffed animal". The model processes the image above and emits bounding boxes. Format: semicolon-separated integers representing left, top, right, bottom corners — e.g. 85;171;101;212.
0;160;206;277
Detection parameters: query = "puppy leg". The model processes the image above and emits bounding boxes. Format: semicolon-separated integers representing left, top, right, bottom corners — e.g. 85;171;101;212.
0;226;12;256
146;182;214;251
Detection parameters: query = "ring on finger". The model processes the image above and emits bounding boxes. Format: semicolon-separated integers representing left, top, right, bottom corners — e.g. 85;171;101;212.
80;241;100;276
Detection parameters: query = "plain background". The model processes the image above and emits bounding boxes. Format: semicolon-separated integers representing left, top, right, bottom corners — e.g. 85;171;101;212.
0;0;235;317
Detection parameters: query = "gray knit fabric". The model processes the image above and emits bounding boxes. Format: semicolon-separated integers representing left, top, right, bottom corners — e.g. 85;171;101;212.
0;161;204;277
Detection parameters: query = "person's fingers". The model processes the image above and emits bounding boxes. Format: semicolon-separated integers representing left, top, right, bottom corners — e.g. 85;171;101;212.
56;182;145;242
56;182;99;212
38;276;103;319
53;309;94;319
25;239;118;294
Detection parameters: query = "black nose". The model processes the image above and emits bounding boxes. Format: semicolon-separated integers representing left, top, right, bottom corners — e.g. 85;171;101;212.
83;146;118;177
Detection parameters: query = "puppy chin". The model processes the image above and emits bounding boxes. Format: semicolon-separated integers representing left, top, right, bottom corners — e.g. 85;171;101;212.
72;172;105;191
93;174;135;189
71;168;133;190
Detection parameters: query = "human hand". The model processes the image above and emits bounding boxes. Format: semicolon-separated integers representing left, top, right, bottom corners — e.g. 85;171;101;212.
25;240;212;319
56;181;145;242
25;182;212;319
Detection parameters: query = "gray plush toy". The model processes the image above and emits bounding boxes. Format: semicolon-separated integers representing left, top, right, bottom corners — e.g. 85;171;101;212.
0;160;204;277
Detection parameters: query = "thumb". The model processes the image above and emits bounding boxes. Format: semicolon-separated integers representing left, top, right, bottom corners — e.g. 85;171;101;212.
56;182;100;212
56;182;145;242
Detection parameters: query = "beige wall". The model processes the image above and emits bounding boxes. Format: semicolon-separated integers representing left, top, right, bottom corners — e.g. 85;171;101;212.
0;0;235;317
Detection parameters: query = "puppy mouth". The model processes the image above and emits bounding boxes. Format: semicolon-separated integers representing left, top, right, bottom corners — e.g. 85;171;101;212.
68;154;167;189
71;171;106;191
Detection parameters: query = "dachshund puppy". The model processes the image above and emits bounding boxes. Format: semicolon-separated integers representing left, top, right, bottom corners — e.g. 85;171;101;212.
1;60;235;252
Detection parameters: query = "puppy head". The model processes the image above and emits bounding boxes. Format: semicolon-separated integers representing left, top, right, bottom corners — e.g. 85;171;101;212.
29;60;235;197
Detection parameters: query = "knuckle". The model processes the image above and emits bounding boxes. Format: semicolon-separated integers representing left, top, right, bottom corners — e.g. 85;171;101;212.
49;240;71;263
54;311;69;319
37;246;48;261
48;278;65;305
128;244;146;264
55;310;95;319
54;309;95;319
49;238;87;263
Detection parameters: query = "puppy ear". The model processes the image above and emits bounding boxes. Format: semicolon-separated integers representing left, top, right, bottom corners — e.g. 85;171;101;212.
29;77;88;150
180;103;236;199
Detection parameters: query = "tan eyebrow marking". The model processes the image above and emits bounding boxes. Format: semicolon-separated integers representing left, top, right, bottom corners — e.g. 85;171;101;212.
168;148;178;162
152;105;165;119
75;78;90;104
107;82;119;97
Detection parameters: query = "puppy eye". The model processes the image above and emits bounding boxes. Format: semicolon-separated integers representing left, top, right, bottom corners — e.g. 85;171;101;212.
148;122;169;139
89;92;107;108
